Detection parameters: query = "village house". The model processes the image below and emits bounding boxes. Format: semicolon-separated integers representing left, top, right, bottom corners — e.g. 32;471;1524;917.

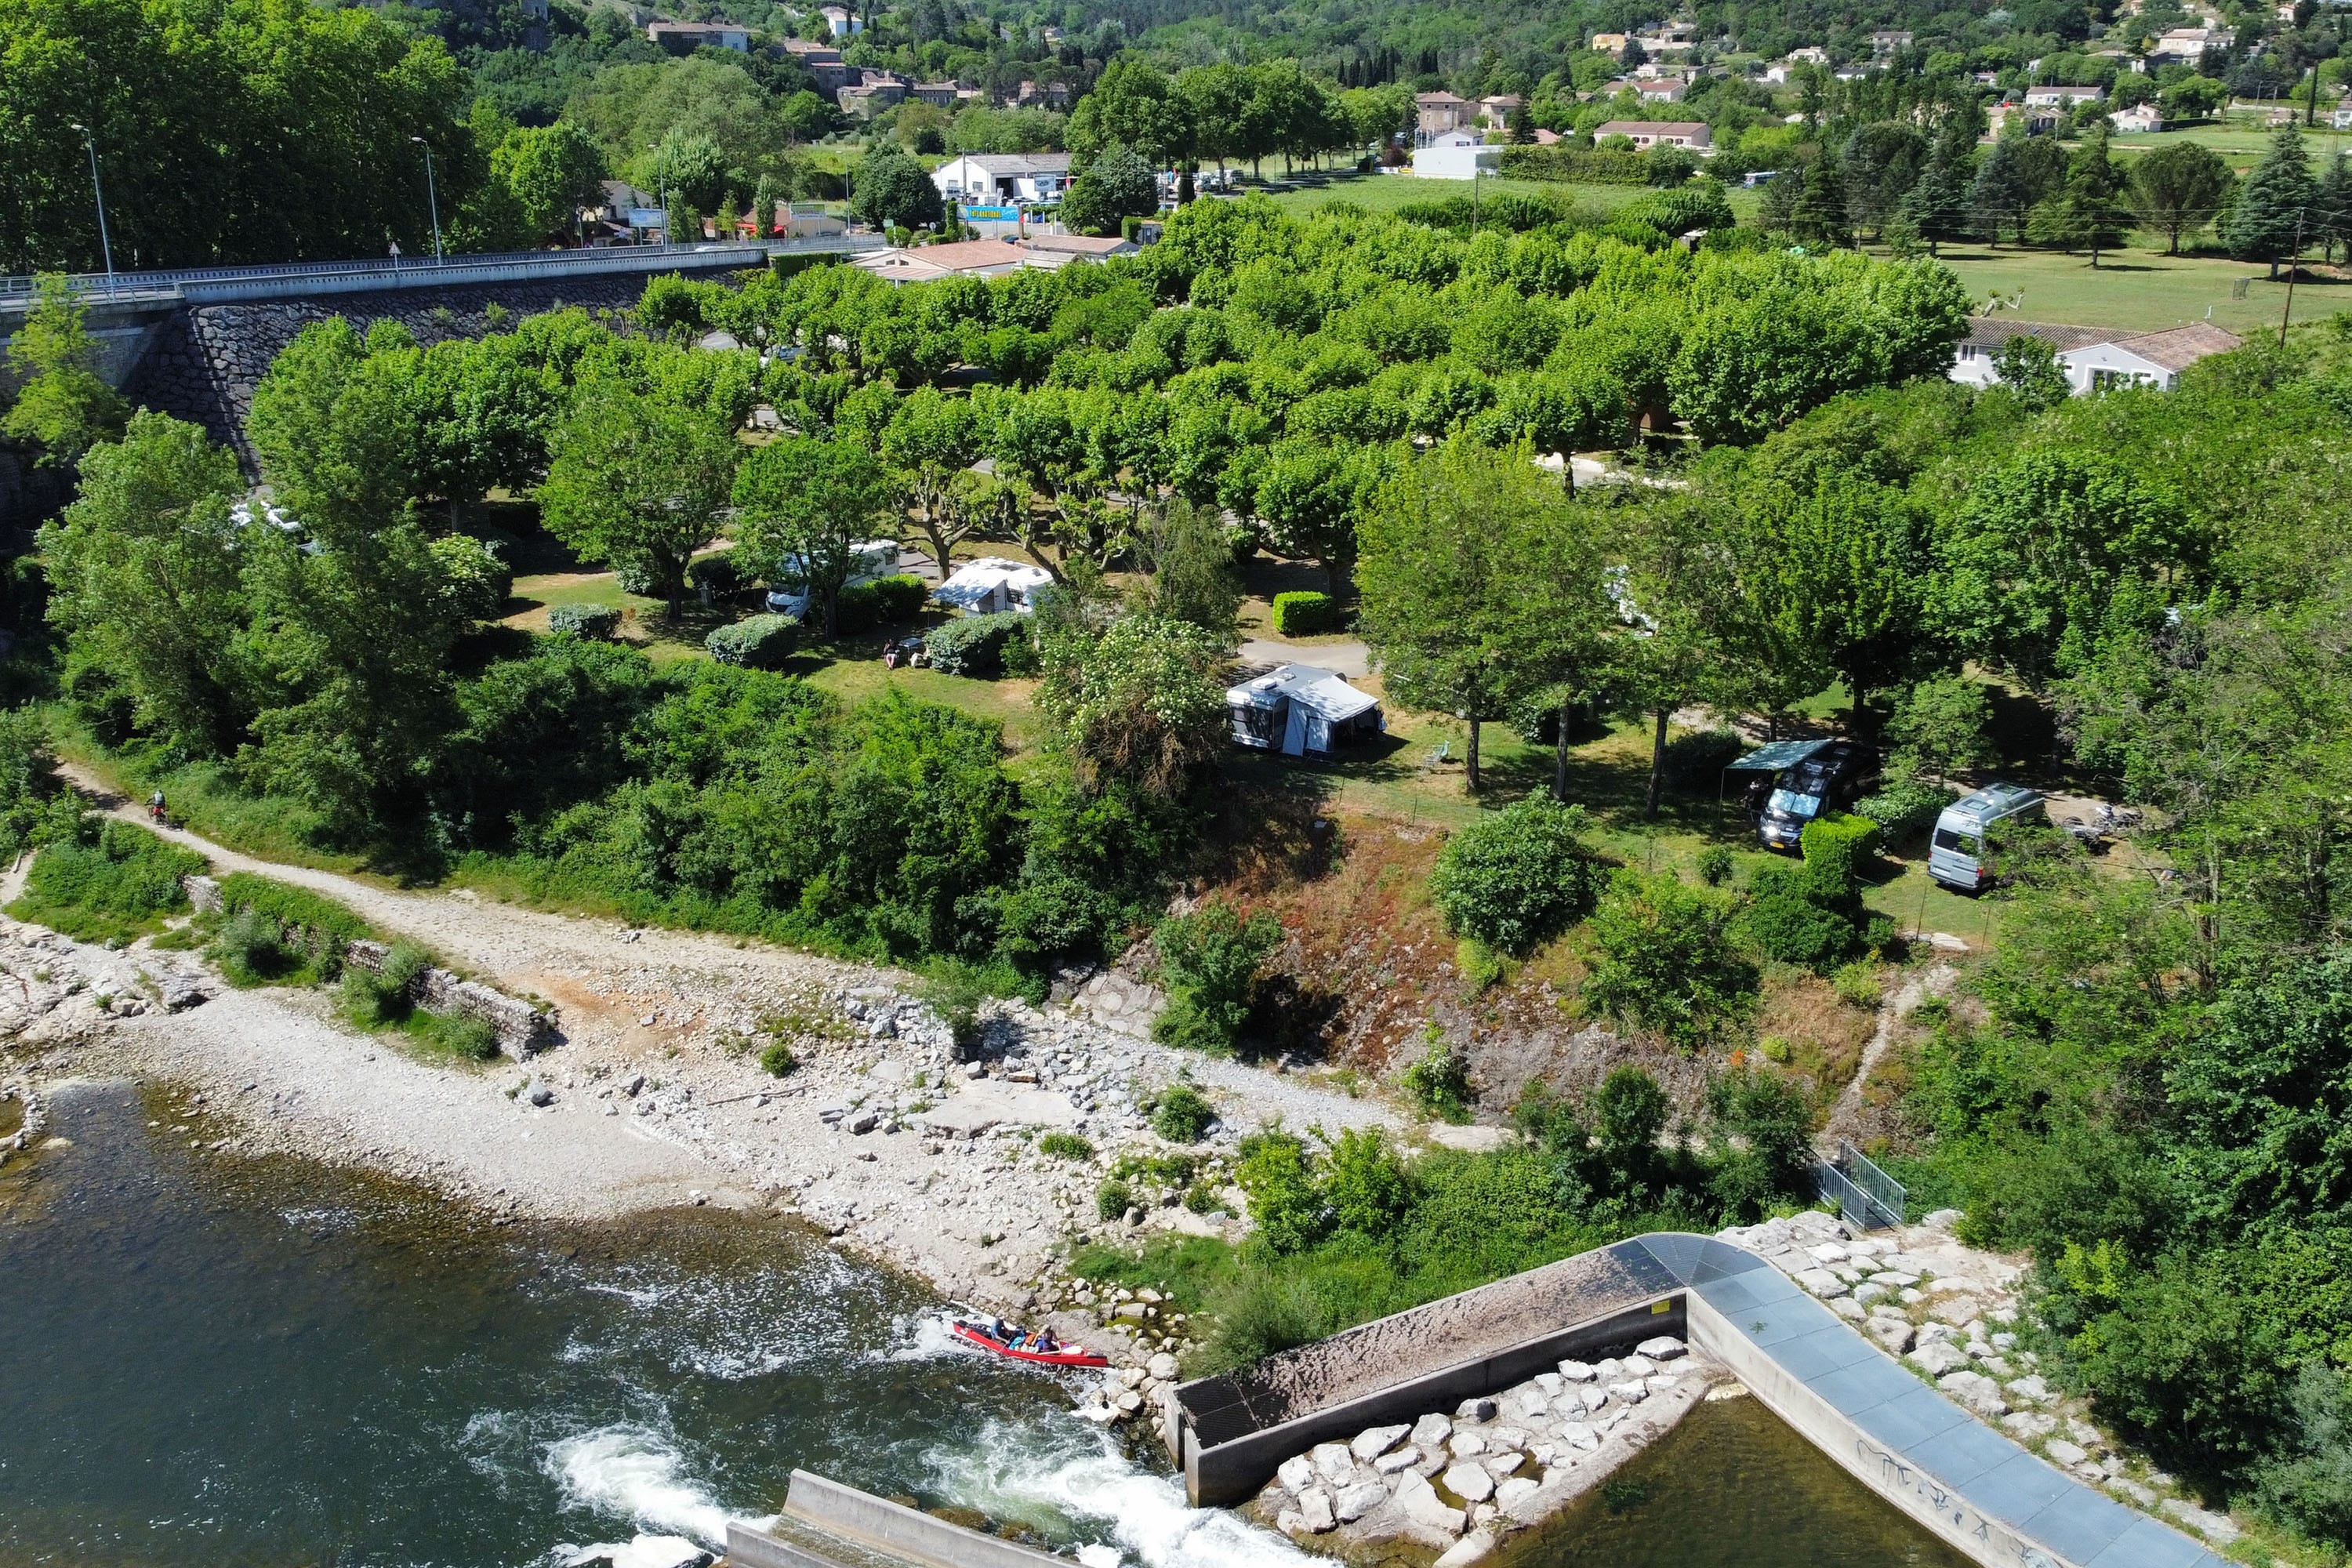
646;19;746;51
1595;119;1712;151
1951;318;2242;394
929;152;1073;205
1414;91;1472;140
2024;82;2107;107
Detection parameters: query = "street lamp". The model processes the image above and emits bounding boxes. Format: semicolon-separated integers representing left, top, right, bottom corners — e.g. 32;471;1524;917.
411;135;443;262
66;123;115;293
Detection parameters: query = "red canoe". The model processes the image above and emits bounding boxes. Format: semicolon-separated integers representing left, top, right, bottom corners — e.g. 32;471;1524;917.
950;1319;1111;1368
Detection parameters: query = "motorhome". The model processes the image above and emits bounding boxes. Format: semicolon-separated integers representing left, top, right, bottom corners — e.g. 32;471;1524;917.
1929;783;2047;892
1736;739;1875;851
764;539;903;617
933;557;1055;615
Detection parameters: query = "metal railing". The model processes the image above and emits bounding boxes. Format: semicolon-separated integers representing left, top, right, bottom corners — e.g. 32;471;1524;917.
1813;1140;1906;1231
0;235;882;307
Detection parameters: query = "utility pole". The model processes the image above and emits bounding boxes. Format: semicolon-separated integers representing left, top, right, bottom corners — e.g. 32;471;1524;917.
411;136;443;262
67;123;115;293
2279;223;2305;342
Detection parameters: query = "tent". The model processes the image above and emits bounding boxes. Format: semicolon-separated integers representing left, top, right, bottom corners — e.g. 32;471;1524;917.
1225;665;1383;758
934;557;1054;615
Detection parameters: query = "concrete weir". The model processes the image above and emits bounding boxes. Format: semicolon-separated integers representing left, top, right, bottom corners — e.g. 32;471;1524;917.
1168;1233;2228;1568
728;1472;1069;1568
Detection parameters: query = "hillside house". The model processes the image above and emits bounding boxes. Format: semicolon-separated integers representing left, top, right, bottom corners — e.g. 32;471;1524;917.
1951;318;2242;394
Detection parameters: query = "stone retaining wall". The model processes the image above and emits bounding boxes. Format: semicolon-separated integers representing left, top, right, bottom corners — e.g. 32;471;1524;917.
183;875;551;1056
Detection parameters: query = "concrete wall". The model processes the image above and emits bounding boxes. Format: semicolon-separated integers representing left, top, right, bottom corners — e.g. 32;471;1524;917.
777;1470;1071;1568
1683;1290;2051;1568
1182;1297;1682;1507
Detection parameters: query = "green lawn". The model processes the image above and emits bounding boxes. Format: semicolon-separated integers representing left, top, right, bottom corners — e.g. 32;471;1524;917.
1253;171;1762;223
2111;118;2352;172
1897;241;2349;337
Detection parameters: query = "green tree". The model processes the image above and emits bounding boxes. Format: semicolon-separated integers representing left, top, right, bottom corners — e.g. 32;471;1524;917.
1607;492;1740;816
851;138;942;231
539;373;741;622
1971;123;2065;245
731;436;893;637
2227;127;2316;278
879;388;982;579
1991;332;2072;409
1176;63;1252;180
1040;613;1229;797
2129;140;2234;255
1;274;129;466
1254;439;1378;597
39;412;249;754
1356;440;1562;791
1736;473;1929;727
1152;897;1283;1054
1069;58;1189;169
2028;122;2134;266
1888;674;1995;786
1899;120;1976;255
492;120;607;241
1428;797;1604;955
1058;143;1157;236
1135;497;1242;641
1581;869;1756;1049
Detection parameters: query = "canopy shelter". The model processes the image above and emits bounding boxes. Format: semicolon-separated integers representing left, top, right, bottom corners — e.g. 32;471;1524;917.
1720;738;1832;800
1225;665;1383;758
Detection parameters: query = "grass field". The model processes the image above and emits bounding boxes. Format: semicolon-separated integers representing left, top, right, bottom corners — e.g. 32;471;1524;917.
2111;118;2352;172
1255;171;1764;222
1909;241;2350;336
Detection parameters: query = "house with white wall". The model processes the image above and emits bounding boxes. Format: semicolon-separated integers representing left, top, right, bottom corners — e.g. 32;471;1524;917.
1951;318;2242;394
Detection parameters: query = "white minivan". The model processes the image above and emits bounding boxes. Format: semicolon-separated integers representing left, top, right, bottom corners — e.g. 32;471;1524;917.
1929;783;2047;893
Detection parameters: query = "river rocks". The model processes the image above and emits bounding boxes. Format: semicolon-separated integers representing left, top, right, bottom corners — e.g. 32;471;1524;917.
1276;1456;1316;1494
1936;1370;2009;1418
2162;1499;2240;1544
1296;1488;1336;1534
1432;1527;1497;1568
1635;1336;1684;1361
1439;1464;1495;1504
1556;1359;1597;1382
1448;1432;1486;1459
1374;1446;1421;1475
1310;1442;1354;1481
1352;1425;1410;1461
1907;1341;1971;1376
1334;1480;1388;1523
1394;1472;1466;1536
1410;1412;1454;1446
1867;1317;1915;1354
1455;1396;1497;1421
1147;1352;1180;1381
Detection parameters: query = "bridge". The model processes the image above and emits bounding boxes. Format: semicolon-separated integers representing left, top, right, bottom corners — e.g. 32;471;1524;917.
0;235;883;319
0;238;887;510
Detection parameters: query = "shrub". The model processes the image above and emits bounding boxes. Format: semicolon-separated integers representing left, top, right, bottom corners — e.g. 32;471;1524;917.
1270;590;1341;635
1832;960;1883;1009
209;873;372;985
927;611;1025;677
869;573;929;624
1697;844;1736;886
1039;1131;1094;1160
1096;1178;1134;1220
430;534;513;622
1457;937;1504;991
1234;1131;1327;1251
416;1010;501;1061
1704;1066;1816;1221
1402;1026;1473;1122
1741;863;1864;970
706;614;799;669
1662;728;1745;791
1428;797;1605;956
548;604;622;639
1323;1127;1411;1237
11;818;206;943
1581;870;1757;1048
342;940;432;1026
760;1040;799;1076
1152;898;1283;1054
1854;778;1949;841
1183;1181;1221;1214
1799;814;1881;888
832;580;881;633
615;558;662;596
1152;1083;1216;1142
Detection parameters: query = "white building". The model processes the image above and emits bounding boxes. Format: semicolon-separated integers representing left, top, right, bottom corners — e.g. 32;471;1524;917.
1411;133;1501;178
1950;318;2243;394
929;153;1073;205
2109;103;2164;132
2024;82;2106;107
820;5;862;34
1594;119;1712;150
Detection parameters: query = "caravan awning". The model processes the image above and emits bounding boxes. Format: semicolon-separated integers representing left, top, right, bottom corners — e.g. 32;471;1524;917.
1726;739;1832;772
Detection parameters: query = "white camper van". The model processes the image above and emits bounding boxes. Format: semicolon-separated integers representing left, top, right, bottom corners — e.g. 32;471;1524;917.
765;539;903;618
1929;782;2046;892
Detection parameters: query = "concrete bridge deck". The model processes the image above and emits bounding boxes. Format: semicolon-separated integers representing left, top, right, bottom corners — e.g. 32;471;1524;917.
1170;1232;2227;1568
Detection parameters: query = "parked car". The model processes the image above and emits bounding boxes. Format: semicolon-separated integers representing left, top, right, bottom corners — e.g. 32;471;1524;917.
1929;783;2047;892
1755;740;1877;851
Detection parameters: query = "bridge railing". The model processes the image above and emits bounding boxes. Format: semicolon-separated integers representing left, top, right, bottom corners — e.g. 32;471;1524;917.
0;236;878;303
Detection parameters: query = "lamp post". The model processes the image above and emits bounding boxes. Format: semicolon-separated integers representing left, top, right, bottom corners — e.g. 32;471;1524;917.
66;123;115;293
411;136;443;262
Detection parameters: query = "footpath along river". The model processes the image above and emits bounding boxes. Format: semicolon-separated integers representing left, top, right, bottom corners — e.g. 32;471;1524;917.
0;1081;1969;1568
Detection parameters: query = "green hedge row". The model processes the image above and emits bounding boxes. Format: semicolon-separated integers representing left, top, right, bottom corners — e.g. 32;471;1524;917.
928;611;1026;677
1271;591;1342;636
707;614;800;668
548;604;622;639
1496;145;1654;185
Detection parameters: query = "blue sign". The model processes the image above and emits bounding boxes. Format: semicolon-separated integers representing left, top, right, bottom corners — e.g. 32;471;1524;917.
962;205;1018;220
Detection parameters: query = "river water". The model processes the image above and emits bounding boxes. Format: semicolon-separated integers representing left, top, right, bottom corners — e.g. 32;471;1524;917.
0;1082;1969;1568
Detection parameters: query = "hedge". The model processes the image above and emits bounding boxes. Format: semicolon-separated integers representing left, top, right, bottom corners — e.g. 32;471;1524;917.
1497;145;1653;185
868;573;929;624
1798;814;1882;891
1271;590;1341;636
706;613;800;669
927;611;1025;677
548;604;622;639
689;550;745;597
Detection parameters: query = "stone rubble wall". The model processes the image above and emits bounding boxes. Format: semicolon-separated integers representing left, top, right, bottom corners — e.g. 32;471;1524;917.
184;877;550;1056
343;938;554;1058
